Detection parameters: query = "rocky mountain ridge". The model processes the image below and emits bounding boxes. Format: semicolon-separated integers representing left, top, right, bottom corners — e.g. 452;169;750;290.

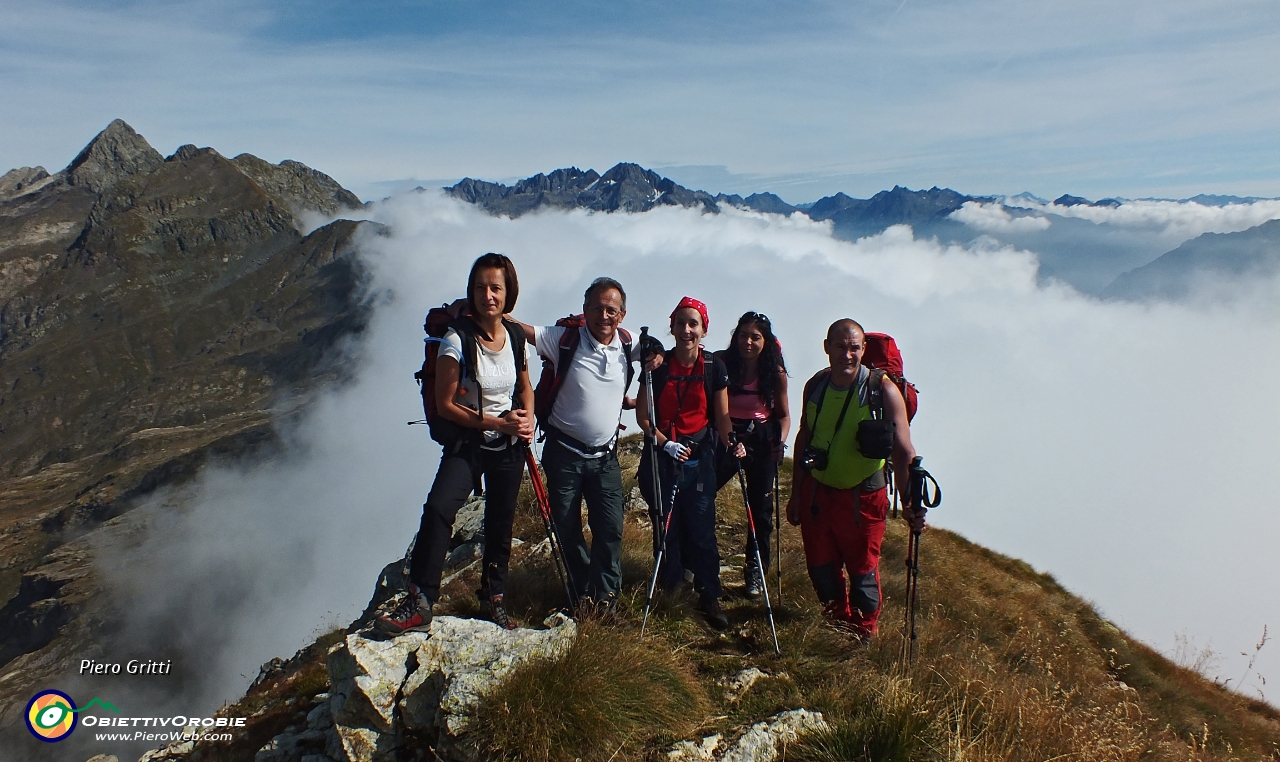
1104;217;1280;300
0;119;370;747
445;166;987;240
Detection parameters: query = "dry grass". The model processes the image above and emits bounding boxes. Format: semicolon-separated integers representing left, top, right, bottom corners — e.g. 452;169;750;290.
472;621;708;762
461;437;1280;761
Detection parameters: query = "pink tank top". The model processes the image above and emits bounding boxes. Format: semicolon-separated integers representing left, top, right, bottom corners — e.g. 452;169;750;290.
727;379;770;421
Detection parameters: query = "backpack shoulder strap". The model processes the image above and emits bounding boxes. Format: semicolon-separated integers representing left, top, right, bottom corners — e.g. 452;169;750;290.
502;318;528;399
450;318;479;381
866;367;886;420
554;324;583;383
618;328;635;393
703;350;717;423
801;369;831;428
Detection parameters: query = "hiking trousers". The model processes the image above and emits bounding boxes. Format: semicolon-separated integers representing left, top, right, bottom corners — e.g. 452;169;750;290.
640;447;722;601
408;442;524;604
541;439;625;602
798;480;889;635
716;419;778;574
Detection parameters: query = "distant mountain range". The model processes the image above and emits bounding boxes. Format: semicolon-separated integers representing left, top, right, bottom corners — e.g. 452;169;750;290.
447;167;1280;300
446;165;990;240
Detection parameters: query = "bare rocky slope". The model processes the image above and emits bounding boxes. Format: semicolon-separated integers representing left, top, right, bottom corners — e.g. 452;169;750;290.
0;119;370;742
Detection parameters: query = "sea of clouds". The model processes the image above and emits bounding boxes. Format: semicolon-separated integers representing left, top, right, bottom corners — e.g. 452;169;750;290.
102;191;1280;720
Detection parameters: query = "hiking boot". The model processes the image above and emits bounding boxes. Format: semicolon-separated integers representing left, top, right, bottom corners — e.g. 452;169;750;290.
376;584;433;635
697;595;730;630
483;595;517;631
743;562;764;599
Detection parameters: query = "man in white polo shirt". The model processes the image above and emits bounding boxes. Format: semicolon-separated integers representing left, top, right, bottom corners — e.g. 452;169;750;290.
515;277;637;610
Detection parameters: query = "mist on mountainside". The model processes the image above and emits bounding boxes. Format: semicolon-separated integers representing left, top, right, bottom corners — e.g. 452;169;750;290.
87;188;1280;729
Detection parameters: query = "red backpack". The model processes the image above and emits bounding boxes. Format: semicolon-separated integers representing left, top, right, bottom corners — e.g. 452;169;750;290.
862;332;918;422
533;315;634;431
413;305;527;446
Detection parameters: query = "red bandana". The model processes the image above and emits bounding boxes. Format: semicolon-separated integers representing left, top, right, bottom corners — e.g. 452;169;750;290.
670;296;709;330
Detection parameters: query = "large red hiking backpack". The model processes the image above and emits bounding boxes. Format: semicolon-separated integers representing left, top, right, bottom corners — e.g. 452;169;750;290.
533;315;634;431
862;332;918;422
413;305;527;446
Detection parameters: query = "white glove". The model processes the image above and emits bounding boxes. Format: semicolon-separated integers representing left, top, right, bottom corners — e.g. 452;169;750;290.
663;440;690;460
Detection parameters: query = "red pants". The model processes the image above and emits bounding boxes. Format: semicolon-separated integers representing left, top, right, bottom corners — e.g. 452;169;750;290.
798;480;888;635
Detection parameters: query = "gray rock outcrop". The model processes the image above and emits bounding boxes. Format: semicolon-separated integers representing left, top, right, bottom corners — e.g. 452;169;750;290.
325;614;576;762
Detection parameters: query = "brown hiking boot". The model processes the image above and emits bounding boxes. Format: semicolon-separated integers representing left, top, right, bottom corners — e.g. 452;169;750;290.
698;595;730;630
481;595;517;630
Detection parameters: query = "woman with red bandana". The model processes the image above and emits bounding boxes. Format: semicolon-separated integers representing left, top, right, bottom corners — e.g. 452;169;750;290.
637;297;743;630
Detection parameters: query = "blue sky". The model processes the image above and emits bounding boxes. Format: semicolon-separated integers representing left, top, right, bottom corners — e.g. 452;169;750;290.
2;0;1278;202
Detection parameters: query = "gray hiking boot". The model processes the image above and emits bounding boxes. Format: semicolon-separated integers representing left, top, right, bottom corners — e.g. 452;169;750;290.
744;562;764;599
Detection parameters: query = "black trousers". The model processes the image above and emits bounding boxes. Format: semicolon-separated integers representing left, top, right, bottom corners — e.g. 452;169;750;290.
716;418;779;573
408;443;525;603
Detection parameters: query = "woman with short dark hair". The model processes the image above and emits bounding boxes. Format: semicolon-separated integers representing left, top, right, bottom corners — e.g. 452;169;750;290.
379;253;534;634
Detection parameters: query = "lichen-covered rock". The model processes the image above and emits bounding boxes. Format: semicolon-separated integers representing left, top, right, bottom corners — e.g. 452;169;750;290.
667;709;828;762
717;667;768;702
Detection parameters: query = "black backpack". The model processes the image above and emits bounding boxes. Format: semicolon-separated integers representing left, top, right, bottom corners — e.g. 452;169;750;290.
413;310;527;447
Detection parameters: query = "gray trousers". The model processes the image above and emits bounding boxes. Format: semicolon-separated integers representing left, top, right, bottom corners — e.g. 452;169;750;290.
541;439;625;601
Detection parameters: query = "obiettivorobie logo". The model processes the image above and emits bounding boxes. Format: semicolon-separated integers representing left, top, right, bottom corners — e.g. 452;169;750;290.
24;690;120;742
24;689;245;745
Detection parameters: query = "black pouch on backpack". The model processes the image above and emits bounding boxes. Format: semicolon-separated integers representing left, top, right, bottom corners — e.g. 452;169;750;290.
855;418;895;460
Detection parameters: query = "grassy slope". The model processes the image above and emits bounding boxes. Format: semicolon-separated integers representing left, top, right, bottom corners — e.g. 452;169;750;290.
200;436;1280;762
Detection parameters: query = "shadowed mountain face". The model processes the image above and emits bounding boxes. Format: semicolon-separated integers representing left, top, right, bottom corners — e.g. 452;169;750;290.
1103;218;1280;300
0;120;368;737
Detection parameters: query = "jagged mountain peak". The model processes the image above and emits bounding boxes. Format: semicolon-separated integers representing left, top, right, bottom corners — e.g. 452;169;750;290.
446;162;718;217
63;118;164;193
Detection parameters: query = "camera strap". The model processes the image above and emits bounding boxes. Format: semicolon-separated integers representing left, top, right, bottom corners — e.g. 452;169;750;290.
814;373;858;451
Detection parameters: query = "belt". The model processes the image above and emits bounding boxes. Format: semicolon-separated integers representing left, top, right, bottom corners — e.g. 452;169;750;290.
546;424;615;457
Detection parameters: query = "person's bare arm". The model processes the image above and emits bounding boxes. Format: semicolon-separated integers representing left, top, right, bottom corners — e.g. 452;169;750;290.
786;413;811;525
772;371;791;460
883;382;920;528
434;356;525;438
636;382;655;440
511;361;536;441
513;319;536;345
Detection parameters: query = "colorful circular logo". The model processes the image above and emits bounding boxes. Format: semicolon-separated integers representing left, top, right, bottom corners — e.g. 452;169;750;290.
25;690;77;742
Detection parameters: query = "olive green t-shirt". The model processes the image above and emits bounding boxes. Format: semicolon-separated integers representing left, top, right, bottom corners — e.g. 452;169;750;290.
804;367;885;489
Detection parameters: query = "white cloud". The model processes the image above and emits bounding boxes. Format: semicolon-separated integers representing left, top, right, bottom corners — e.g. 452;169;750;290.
950;201;1053;233
1009;198;1280;240
2;0;1280;200
104;193;1280;714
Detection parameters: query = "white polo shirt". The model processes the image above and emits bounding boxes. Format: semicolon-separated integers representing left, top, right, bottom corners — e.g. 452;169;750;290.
534;325;631;451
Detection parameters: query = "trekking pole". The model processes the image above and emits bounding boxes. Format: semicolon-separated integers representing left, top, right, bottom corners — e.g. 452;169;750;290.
902;456;941;665
888;465;899;520
734;441;780;654
640;478;678;639
524;450;579;612
639;326;672;639
903;529;919;664
773;470;782;599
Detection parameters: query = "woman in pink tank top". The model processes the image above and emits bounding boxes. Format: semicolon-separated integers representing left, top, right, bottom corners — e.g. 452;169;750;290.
715;312;790;598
